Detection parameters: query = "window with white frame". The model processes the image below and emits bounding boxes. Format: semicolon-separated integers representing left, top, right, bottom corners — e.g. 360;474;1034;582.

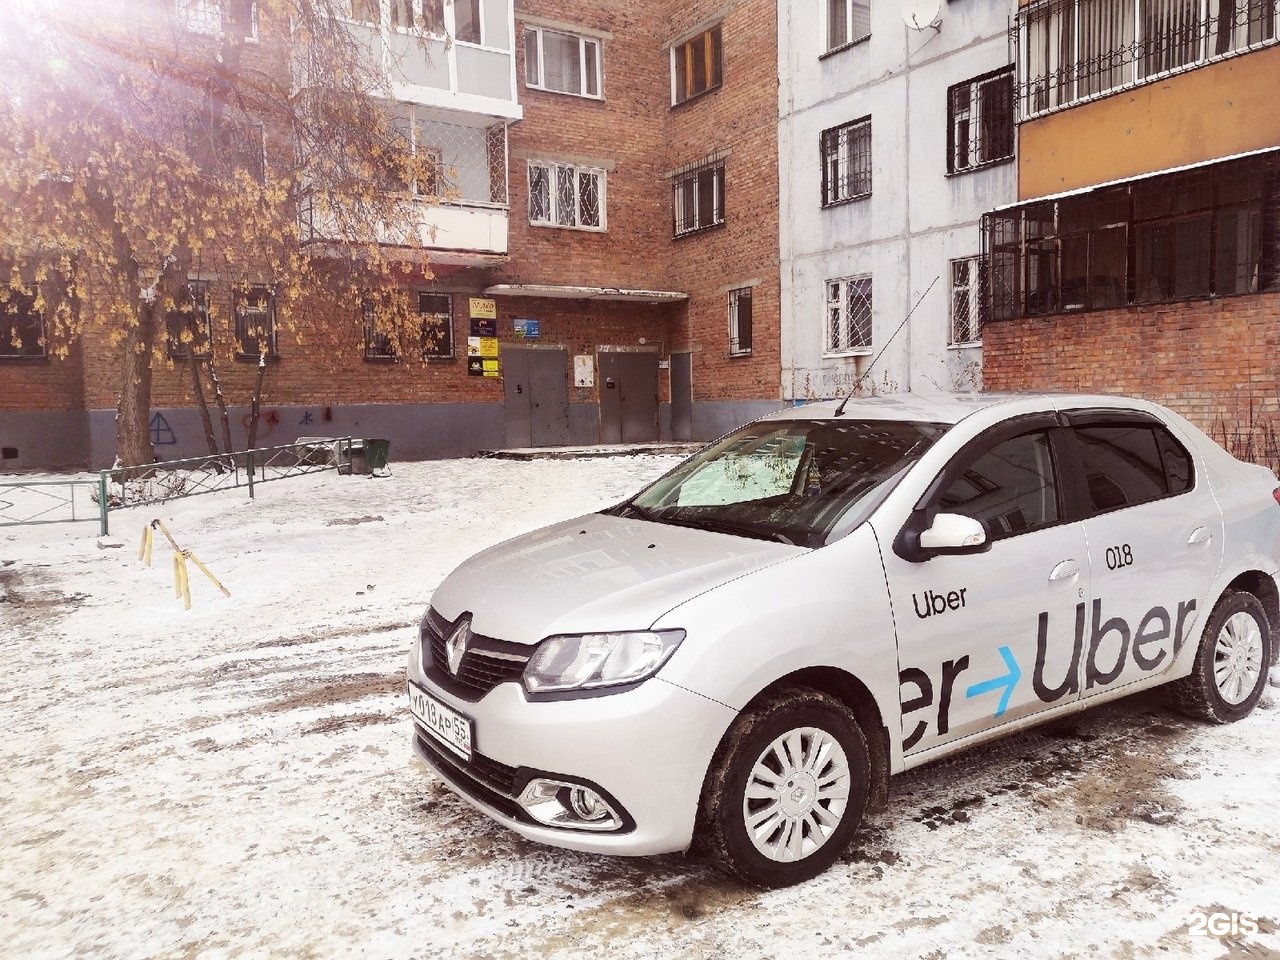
525;26;602;98
820;117;871;206
948;68;1015;174
670;25;722;105
178;0;258;40
728;287;752;356
454;0;481;43
949;257;988;344
673;157;725;236
826;0;871;52
382;112;444;197
528;162;605;230
825;275;872;354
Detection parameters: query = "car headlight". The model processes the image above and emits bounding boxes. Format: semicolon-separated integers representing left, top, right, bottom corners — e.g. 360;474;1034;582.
523;630;685;695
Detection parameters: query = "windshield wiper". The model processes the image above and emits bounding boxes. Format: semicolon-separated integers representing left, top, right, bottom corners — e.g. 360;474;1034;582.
675;516;798;546
617;501;659;522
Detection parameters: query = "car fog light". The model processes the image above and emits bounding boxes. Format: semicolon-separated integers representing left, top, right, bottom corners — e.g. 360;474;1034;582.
516;778;623;832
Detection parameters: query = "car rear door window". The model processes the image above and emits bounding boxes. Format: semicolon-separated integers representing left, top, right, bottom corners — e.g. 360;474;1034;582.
1073;423;1193;513
938;430;1059;541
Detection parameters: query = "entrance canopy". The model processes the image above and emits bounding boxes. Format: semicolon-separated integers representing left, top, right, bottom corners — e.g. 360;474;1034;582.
483;283;688;304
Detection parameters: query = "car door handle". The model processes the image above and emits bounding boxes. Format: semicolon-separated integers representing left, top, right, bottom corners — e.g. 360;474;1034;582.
1048;560;1080;584
1188;526;1212;546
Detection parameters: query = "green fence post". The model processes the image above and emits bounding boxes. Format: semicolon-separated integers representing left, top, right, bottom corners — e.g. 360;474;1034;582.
247;451;255;500
98;471;109;537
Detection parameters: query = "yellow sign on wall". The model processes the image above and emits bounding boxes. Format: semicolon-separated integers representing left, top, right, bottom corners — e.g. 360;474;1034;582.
469;297;497;319
467;336;499;358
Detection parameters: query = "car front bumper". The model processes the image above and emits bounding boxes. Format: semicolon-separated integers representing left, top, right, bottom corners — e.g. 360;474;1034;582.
407;670;736;856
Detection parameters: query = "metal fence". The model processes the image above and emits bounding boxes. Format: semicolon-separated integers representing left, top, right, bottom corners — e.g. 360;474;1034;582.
0;437;353;537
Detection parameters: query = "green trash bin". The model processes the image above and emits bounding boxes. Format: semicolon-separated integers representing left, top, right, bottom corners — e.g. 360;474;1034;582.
365;438;391;475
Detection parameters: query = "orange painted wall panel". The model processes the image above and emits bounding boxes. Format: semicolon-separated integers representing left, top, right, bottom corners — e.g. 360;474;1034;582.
1018;46;1280;200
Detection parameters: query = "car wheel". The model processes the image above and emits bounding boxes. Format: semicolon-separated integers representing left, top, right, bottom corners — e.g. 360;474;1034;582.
1168;590;1272;724
697;688;870;888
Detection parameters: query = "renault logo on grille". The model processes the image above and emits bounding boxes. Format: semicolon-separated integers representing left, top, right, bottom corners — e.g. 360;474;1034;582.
445;617;472;676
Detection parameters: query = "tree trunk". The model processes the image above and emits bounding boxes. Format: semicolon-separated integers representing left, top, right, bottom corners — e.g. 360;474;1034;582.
207;357;236;459
187;353;222;468
116;301;158;470
245;351;268;451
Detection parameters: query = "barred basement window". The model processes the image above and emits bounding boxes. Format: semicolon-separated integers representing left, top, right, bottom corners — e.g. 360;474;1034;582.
825;275;873;354
528;161;605;230
821;117;871;206
165;280;213;360
234;284;278;359
950;257;988;344
419;292;454;359
671;25;722;105
1017;0;1278;118
673;157;725;236
0;287;45;359
825;0;871;52
728;287;752;356
525;26;602;98
948;68;1014;174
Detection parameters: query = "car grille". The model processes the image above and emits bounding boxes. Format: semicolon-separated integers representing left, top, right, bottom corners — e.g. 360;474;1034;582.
422;606;532;701
414;727;521;819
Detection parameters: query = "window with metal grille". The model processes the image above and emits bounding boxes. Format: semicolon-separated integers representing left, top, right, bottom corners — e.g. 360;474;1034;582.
178;0;258;40
528;161;605;230
728;287;753;356
525;26;602;98
383;112;444;197
362;298;396;361
673;157;726;236
165;280;213;360
821;117;871;206
825;0;871;52
948;68;1015;174
185;116;265;184
825;275;873;354
419;292;454;359
671;25;722;105
0;287;45;359
980;149;1280;319
1017;0;1278;118
950;257;990;344
234;284;277;359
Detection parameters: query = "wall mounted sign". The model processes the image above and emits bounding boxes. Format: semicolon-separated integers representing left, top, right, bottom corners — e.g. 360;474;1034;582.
573;354;594;387
469;297;497;320
469;318;497;337
468;336;500;358
513;318;540;339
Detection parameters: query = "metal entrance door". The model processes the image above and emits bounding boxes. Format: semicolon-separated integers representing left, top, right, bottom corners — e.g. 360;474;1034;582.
671;352;692;441
599;352;659;443
503;348;570;448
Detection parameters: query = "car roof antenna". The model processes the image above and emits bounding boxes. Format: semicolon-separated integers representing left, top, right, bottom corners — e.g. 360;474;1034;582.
833;275;940;417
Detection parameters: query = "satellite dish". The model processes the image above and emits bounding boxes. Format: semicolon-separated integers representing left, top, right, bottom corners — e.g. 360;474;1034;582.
902;0;942;31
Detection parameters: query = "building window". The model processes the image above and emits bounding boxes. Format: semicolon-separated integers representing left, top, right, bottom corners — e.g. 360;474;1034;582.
185;117;265;184
1018;0;1278;118
673;157;726;236
821;117;871;206
825;275;873;354
419;292;453;359
528;161;605;230
728;287;753;356
166;281;213;359
670;25;722;105
382;113;443;197
948;68;1014;174
234;285;277;358
981;150;1280;320
826;0;871;51
0;288;45;359
362;299;396;361
950;257;988;344
178;0;258;40
454;0;480;43
524;26;602;98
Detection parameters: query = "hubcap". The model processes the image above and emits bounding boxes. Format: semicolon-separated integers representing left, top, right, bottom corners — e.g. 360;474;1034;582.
1214;611;1265;706
742;726;850;863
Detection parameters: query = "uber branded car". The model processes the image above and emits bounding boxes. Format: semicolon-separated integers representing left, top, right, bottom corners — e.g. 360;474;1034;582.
407;394;1279;886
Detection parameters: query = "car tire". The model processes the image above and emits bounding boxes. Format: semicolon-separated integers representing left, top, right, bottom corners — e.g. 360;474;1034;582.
1168;590;1272;724
696;688;870;888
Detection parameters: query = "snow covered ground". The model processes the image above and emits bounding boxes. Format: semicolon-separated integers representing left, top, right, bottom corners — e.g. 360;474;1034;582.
2;455;1278;960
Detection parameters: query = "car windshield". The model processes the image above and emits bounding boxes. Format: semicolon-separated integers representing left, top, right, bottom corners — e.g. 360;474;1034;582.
609;418;948;548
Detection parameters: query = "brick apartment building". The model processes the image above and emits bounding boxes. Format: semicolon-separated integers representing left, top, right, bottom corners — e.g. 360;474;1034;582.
981;0;1280;445
0;0;783;469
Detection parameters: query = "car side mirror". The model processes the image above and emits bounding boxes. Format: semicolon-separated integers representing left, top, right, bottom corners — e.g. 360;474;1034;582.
919;513;989;554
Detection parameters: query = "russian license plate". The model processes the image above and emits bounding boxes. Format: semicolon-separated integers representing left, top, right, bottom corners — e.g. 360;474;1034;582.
408;681;473;761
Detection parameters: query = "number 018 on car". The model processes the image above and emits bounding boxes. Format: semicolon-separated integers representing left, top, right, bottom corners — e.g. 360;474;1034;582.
408;681;473;760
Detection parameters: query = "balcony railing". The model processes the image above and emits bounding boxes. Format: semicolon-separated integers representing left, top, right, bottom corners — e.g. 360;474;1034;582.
1015;0;1279;119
